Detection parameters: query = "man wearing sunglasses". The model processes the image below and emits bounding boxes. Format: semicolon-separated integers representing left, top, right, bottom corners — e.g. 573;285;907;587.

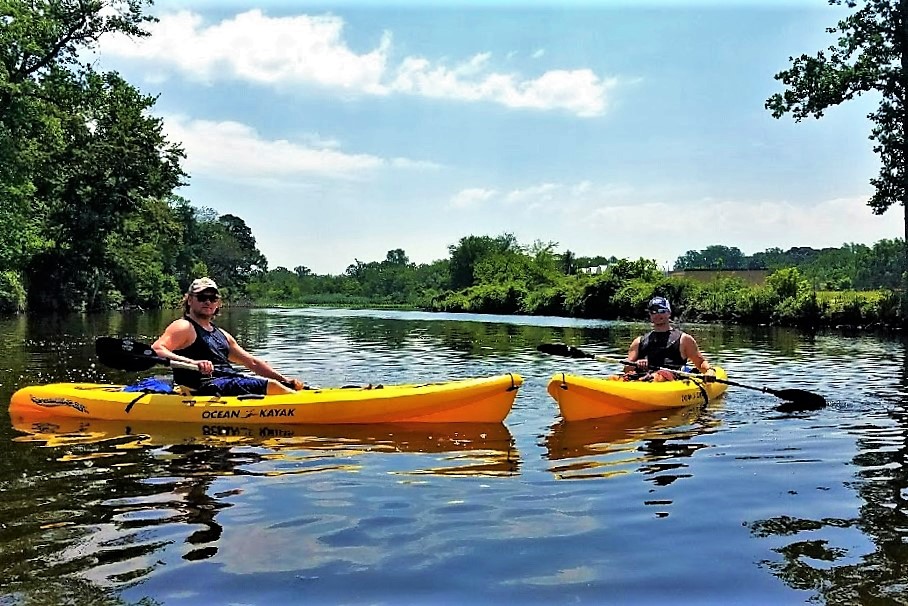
621;296;716;382
152;277;304;395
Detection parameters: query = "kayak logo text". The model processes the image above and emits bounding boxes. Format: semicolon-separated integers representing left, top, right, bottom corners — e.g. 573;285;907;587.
200;408;296;419
30;396;88;414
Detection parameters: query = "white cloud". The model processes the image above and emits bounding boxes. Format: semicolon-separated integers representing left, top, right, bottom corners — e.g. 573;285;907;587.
98;10;611;117
532;49;546;59
449;188;498;209
102;10;390;92
439;180;901;269
163;115;433;183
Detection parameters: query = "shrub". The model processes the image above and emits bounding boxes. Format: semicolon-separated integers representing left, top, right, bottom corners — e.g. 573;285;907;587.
0;271;26;313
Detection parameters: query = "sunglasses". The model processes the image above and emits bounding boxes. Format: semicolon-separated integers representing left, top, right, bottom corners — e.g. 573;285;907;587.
193;293;220;303
648;307;669;314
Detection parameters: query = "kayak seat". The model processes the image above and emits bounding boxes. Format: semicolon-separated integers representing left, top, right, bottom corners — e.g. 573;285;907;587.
122;377;176;394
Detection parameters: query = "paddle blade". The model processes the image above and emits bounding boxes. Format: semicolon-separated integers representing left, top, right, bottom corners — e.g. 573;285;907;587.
537;343;594;359
95;337;161;371
772;389;827;413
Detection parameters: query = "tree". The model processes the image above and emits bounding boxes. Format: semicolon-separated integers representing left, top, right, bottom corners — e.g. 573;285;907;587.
560;249;576;275
1;1;185;310
765;0;908;316
447;233;519;290
675;245;747;270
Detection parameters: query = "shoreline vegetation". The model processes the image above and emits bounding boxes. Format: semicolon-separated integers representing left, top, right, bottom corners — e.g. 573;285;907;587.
240;239;904;332
3;234;904;331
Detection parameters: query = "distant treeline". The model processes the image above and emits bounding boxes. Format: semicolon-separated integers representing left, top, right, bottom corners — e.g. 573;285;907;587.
248;235;906;328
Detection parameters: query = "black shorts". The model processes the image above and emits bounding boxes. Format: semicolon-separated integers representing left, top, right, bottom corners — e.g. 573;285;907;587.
196;376;269;396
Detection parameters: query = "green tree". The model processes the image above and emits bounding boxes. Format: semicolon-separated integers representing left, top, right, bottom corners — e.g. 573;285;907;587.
1;0;184;310
765;0;908;317
675;245;747;270
560;249;576;275
447;233;519;289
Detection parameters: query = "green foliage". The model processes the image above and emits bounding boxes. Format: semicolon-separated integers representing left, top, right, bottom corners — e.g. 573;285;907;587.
0;271;26;313
435;284;527;314
735;286;779;325
675;245;748;270
693;278;747;321
766;267;810;300
447;233;518;289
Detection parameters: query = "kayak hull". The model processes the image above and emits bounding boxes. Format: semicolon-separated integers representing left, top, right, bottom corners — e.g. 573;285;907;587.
547;368;728;421
9;373;523;424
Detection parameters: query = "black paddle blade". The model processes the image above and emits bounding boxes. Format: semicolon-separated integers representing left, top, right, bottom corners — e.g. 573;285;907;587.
536;343;594;359
772;389;827;413
95;337;161;371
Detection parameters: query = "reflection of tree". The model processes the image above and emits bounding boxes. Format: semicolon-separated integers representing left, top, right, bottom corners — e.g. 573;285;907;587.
744;347;908;602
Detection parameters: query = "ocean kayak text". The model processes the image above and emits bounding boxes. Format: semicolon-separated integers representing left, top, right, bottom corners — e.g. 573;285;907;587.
201;408;295;419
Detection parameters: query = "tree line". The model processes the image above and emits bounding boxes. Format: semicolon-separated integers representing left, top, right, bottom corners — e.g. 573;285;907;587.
247;235;906;328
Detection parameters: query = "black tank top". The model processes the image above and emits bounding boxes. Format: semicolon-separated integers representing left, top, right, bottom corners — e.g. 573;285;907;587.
638;328;685;369
172;316;233;388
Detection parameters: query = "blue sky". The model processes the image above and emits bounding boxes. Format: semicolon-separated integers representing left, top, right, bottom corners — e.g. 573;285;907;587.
92;0;900;274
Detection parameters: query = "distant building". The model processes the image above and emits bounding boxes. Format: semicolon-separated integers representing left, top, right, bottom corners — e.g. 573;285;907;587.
577;264;610;275
668;269;769;285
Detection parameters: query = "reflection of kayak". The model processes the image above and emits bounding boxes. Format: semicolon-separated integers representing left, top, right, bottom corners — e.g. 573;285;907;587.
11;416;519;476
9;374;523;424
544;406;709;461
11;415;514;452
546;368;728;421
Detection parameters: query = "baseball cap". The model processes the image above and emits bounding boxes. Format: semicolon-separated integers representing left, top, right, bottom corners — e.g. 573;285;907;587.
188;277;219;294
647;296;671;313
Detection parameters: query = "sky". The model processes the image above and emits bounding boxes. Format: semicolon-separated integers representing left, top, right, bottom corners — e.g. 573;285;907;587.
90;0;902;275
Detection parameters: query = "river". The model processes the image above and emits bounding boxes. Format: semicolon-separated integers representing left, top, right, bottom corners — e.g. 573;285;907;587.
0;308;906;605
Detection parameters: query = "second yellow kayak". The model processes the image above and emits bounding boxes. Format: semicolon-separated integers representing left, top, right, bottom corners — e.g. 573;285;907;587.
547;367;728;421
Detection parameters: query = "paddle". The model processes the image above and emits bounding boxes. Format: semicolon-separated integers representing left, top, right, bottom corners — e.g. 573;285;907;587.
537;343;827;411
95;336;243;377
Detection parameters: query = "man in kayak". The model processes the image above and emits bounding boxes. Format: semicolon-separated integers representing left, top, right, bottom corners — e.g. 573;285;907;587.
621;296;717;382
152;277;305;395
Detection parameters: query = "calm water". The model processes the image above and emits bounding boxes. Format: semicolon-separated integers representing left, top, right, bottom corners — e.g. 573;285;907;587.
1;308;907;605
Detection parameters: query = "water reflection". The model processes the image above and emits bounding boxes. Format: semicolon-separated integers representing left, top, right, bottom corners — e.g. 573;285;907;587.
12;416;518;477
543;405;722;516
6;415;518;590
746;407;908;603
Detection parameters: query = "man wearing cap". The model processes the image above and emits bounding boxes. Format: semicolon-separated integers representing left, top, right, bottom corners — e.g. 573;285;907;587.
152;277;304;395
622;296;716;382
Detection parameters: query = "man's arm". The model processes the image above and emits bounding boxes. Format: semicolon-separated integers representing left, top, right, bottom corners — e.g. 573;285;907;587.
680;334;715;376
625;337;643;373
152;320;214;375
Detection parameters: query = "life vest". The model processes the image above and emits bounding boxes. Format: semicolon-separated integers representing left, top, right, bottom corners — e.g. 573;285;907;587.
638;328;685;370
172;316;233;388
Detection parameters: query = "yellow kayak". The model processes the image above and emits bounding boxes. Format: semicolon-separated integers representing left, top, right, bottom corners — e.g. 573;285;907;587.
9;373;523;424
547;367;728;421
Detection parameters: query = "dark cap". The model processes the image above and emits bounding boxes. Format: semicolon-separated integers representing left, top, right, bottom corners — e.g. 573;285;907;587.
647;296;671;313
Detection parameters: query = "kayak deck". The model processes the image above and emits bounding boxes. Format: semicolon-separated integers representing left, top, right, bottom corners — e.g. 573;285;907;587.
547;368;728;421
9;373;523;424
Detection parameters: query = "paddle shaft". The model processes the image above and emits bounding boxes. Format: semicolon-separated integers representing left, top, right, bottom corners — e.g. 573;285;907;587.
577;351;715;383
